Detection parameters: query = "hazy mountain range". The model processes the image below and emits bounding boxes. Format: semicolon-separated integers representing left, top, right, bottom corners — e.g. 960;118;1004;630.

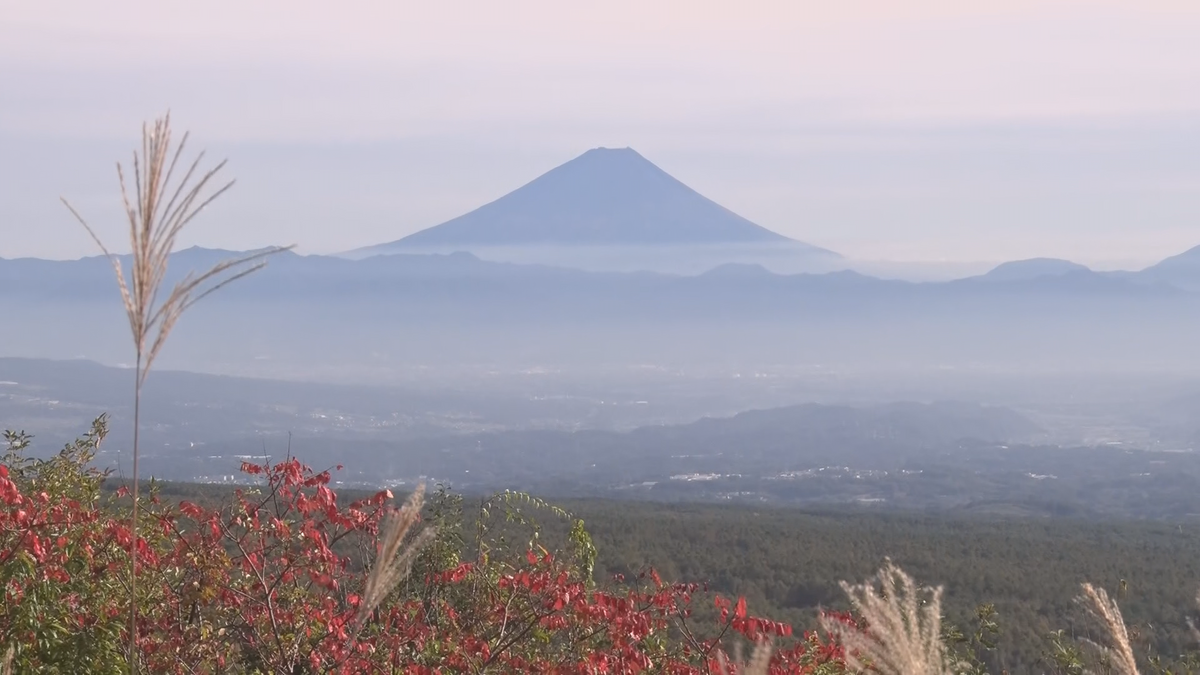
3;243;1200;377
3;145;1200;377
5;242;1198;296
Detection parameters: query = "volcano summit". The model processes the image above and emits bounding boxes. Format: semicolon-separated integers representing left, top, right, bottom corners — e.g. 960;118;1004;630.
351;148;834;259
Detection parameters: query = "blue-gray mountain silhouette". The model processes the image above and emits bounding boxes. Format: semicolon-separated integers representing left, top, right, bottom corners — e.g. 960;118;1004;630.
1134;244;1200;291
6;244;1200;375
979;258;1090;281
356;147;831;252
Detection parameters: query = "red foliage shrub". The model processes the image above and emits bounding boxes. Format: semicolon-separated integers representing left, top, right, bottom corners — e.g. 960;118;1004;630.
1;420;852;673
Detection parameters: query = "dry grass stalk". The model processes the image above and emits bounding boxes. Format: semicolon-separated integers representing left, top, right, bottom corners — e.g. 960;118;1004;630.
1192;590;1200;644
62;114;291;386
821;559;958;675
1;645;13;675
716;639;773;675
61;112;291;671
1075;583;1140;675
355;483;435;627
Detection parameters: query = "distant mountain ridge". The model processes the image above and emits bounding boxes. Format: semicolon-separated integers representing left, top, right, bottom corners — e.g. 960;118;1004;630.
3;246;1198;299
351;147;834;255
966;252;1200;292
979;258;1091;282
1132;245;1200;291
4;244;1200;376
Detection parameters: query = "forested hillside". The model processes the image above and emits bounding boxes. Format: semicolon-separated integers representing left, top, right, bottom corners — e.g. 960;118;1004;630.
136;479;1200;673
562;501;1200;672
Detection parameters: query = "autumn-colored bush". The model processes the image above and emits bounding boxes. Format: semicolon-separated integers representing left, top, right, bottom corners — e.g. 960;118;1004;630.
1;420;129;674
1;418;851;674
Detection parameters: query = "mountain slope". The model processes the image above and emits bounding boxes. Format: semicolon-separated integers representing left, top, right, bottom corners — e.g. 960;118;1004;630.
1133;244;1200;291
352;147;831;253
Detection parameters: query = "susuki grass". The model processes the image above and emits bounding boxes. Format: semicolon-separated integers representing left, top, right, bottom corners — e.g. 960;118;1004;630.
716;639;773;675
61;113;290;671
820;559;1200;675
1074;583;1141;675
355;483;437;629
821;558;959;675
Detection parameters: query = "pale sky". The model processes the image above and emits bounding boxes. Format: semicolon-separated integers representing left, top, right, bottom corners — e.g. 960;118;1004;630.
3;1;1200;266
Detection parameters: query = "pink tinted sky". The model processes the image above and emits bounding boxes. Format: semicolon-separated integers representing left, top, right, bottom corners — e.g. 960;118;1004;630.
2;1;1200;265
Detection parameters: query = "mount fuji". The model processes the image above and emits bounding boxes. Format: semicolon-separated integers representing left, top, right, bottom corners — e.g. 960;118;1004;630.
347;147;838;272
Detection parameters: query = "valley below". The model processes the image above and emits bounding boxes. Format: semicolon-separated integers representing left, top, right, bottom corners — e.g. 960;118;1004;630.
7;357;1200;520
